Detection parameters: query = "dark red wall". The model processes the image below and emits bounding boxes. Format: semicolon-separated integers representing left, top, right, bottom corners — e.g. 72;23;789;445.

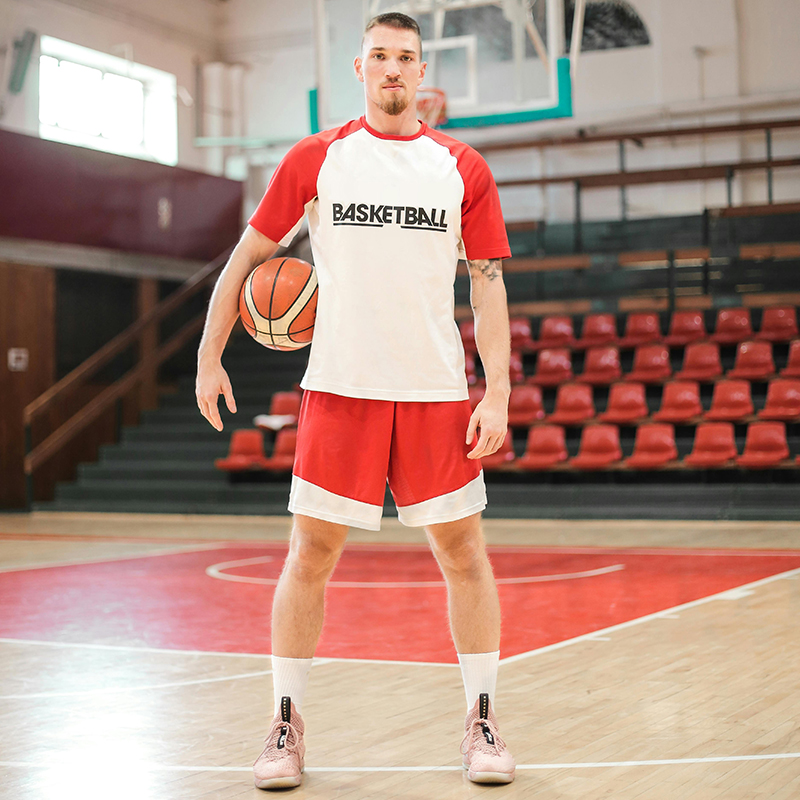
0;128;242;261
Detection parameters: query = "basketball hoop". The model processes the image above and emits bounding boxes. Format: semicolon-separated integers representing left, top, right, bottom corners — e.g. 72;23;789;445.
417;87;448;128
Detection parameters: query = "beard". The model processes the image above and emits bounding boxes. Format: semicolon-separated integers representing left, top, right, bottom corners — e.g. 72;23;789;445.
379;92;409;116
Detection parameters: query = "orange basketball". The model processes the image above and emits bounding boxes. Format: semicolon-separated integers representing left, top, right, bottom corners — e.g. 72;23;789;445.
239;257;318;350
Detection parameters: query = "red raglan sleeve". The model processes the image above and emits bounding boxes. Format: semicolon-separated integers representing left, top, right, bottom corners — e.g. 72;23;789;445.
248;134;328;246
456;147;511;261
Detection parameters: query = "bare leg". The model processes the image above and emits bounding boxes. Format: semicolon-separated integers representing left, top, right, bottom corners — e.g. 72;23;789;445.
271;514;349;658
425;513;500;653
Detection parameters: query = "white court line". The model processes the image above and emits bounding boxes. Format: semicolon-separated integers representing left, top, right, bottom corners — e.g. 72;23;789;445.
0;542;229;574
500;564;800;665
1;752;798;773
0;669;275;700
206;557;625;588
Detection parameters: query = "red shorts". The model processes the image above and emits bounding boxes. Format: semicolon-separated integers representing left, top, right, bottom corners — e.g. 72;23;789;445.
289;391;486;531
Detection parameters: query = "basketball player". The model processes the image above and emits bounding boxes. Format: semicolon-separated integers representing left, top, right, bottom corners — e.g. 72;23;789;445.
196;12;515;788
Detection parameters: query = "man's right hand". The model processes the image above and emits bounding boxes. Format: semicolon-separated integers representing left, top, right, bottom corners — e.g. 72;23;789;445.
196;359;237;431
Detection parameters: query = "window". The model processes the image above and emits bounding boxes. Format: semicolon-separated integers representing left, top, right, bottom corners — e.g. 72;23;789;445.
39;36;177;165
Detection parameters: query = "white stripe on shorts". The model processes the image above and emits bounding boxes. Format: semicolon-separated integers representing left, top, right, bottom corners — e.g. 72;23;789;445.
288;476;383;531
396;474;487;528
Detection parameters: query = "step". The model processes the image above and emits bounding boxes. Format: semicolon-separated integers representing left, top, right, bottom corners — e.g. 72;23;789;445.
55;478;294;504
120;424;238;443
99;441;229;461
141;405;277;424
79;461;225;481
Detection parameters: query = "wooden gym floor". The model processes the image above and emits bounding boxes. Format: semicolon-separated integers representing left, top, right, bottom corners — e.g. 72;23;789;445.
1;512;799;799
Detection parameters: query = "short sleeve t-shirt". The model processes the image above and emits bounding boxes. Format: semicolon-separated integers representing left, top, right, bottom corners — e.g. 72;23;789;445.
248;116;510;402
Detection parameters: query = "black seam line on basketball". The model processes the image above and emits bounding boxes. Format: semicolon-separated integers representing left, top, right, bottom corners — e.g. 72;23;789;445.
288;286;318;341
400;225;447;232
333;222;383;227
267;257;289;343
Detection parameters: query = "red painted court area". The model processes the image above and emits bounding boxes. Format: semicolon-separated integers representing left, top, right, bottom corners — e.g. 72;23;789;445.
2;542;800;663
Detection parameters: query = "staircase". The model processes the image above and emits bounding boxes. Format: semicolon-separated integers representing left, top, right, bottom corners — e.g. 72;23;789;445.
37;333;308;515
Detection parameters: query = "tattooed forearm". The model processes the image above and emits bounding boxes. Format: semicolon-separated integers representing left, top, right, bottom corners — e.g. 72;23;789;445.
467;258;502;281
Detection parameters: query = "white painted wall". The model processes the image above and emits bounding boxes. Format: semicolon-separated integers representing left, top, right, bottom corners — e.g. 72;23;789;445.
0;0;220;170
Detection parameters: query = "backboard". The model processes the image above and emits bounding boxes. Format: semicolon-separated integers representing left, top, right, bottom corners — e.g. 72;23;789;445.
313;0;572;132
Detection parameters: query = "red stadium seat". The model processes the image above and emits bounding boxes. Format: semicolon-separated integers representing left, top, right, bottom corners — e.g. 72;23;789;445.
756;306;798;342
674;342;723;381
735;422;789;468
459;319;476;352
704;379;754;422
480;430;517;470
507;384;545;426
652;380;703;423
620;312;662;347
727;341;775;380
263;428;298;472
269;390;302;417
509;350;525;385
625;344;672;383
598;382;649;424
547;383;595;425
516;425;568;470
215;429;270;472
534;315;575;349
569;424;622;470
683;422;737;468
782;340;800;377
510;317;536;351
757;378;800;421
624;423;678;470
576;313;618;348
528;348;573;386
575;345;622;385
711;307;752;344
664;310;707;346
465;351;478;386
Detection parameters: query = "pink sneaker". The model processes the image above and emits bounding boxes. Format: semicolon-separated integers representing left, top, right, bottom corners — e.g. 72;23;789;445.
253;696;305;789
461;693;515;784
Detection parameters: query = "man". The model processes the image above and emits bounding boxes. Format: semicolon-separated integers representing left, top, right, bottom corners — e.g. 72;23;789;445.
196;12;515;789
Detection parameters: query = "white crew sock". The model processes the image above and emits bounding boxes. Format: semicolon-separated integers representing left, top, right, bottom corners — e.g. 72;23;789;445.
271;655;313;716
457;650;500;710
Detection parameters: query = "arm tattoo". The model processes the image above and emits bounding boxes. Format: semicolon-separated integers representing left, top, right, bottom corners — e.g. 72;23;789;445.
467;258;502;281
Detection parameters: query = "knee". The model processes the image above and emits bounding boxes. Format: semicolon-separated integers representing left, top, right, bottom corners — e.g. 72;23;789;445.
428;527;488;581
285;526;345;584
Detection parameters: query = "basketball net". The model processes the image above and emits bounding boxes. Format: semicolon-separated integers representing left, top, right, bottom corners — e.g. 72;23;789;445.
417;87;448;128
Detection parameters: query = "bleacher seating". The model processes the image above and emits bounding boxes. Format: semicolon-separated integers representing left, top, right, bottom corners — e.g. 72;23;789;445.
625;344;672;383
576;346;622;385
459;319;476;353
711;308;752;344
735;422;789;468
652;381;703;423
215;429;270;472
516;425;568;470
683;422;738;467
758;379;800;421
597;382;648;423
674;342;723;381
620;312;662;348
510;317;536;351
757;306;798;342
576;313;618;348
507;384;545;426
624;423;678;470
528;348;573;386
704;380;754;422
269;390;302;417
665;311;706;346
727;341;775;380
547;383;595;425
782;340;800;377
569;425;622;470
263;428;298;472
534;315;575;349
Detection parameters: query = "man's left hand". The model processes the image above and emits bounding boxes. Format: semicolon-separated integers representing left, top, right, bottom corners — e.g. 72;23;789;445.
466;392;509;459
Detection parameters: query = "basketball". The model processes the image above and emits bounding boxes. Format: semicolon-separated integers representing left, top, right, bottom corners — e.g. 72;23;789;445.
239;257;318;350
